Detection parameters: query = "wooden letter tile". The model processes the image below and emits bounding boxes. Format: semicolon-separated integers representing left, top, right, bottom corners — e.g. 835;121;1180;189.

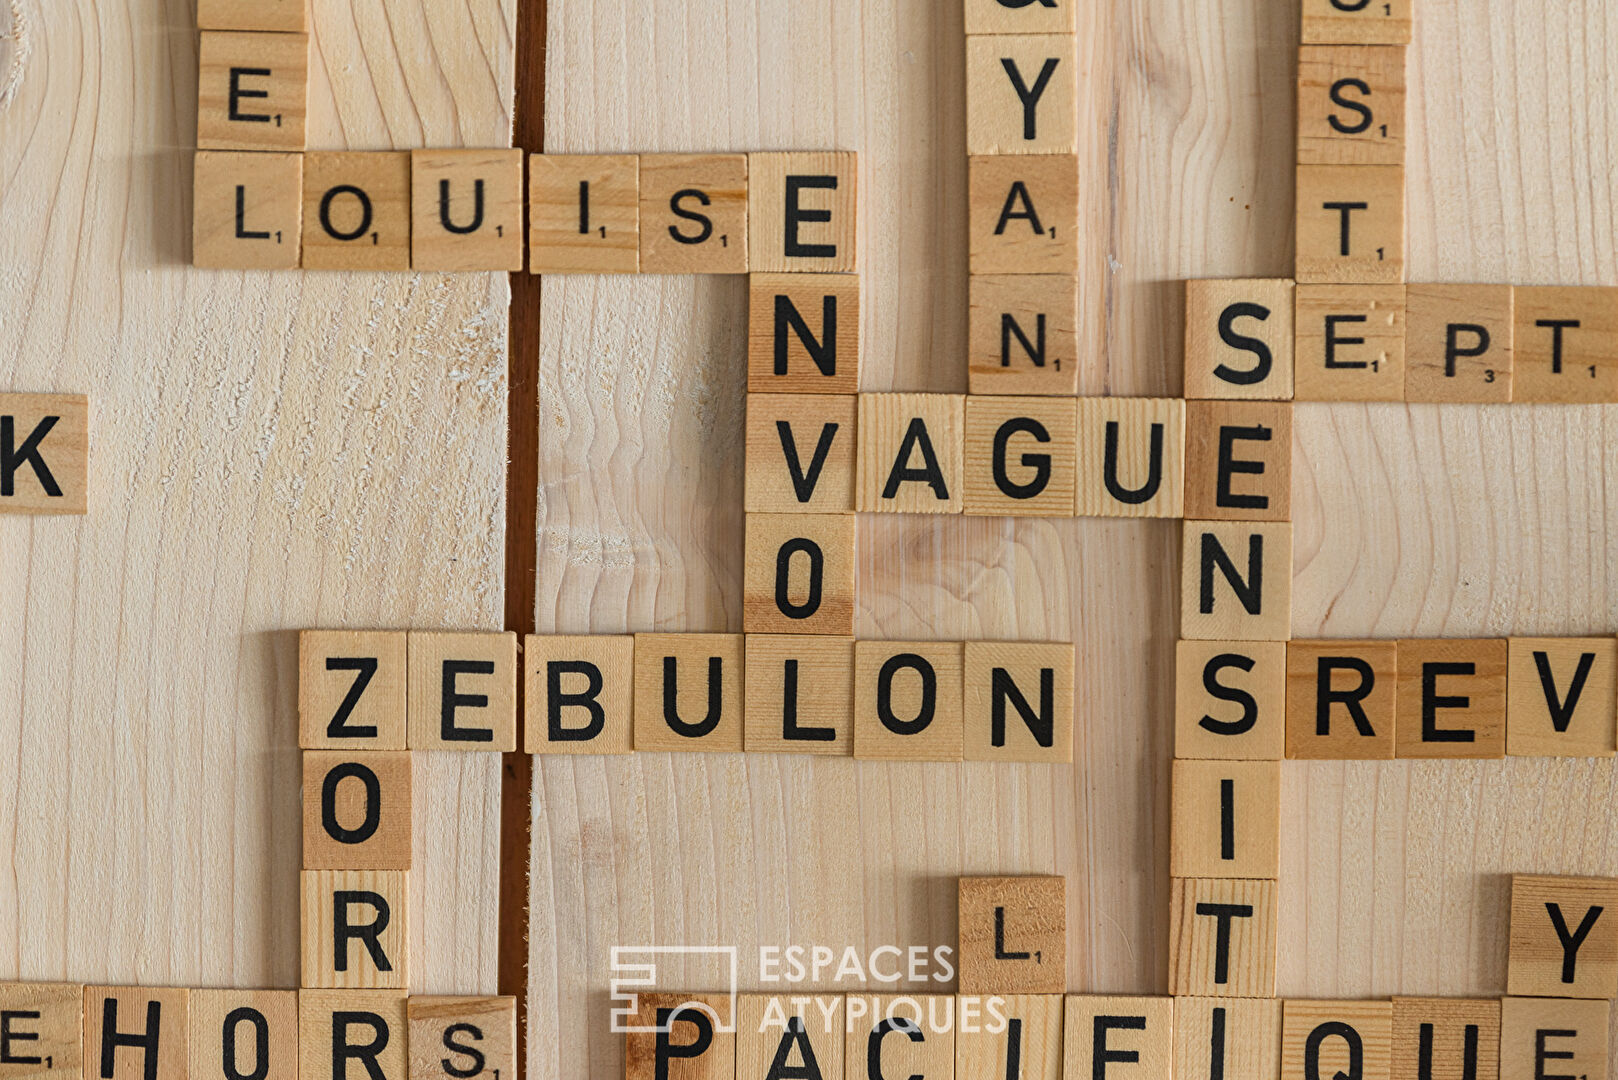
1075;398;1186;519
0;393;88;515
1294;284;1406;401
302;750;412;870
300;869;409;990
1499;998;1608;1080
298;991;407;1080
1184;279;1296;401
743;635;854;755
529;154;640;274
747;152;858;274
747;275;861;394
1183;400;1293;522
1281;1001;1392;1080
83;988;188;1080
745;393;858;514
638;153;748;274
1180;522;1293;642
845;998;952;1080
966;35;1079;156
1167;879;1278;998
1404;284;1514;403
1512;286;1618;403
737;996;843;1080
190;990;296;1080
523;634;635;755
196;31;308;151
1506;637;1618;758
1170;759;1281;880
407;997;515;1080
299;630;408;750
1302;0;1412;45
964;0;1075;35
409;150;524;272
193;150;303;270
197;0;307;32
632;634;746;753
743;513;856;636
957;876;1067;994
955;996;1063;1080
0;983;82;1080
1507;874;1618;999
1394;638;1507;759
1175;640;1287;761
1297;46;1407;166
963;641;1076;763
301;152;412;272
968;155;1079;275
1285;639;1398;759
1173;998;1281;1080
963;396;1078;517
1390;997;1499;1080
1062;997;1174;1080
624;994;735;1080
969;275;1081;396
853;640;965;761
1294;165;1405;284
856;394;965;514
406;631;518;752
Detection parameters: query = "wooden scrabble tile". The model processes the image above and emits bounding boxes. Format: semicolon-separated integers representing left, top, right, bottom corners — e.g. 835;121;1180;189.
529;154;640;274
1512;286;1618;403
193;150;303;270
1075;398;1186;518
302;750;412;870
737;996;843;1080
964;0;1075;34
963;396;1078;517
298;991;407;1080
1170;759;1281;879
624;994;735;1080
407;997;515;1080
747;152;858;274
957;876;1067;994
845;998;952;1080
747;275;861;394
1301;0;1413;45
963;641;1076;763
409;149;524;272
1404;284;1514;403
1175;640;1287;760
966;35;1078;156
638;154;748;274
632;634;746;753
856;394;965;514
405;631;518;752
1294;165;1405;284
1394;638;1507;759
190;990;296;1080
1167;878;1278;998
955;995;1063;1080
301;869;409;989
1062;997;1174;1080
523;634;635;755
745;393;858;514
968;275;1080;396
743;635;854;755
1294;284;1406;401
1180;522;1293;642
853;640;965;761
83;988;188;1080
1507;874;1618;999
1297;46;1407;166
1285;639;1398;759
1390;997;1499;1080
197;0;307;32
196;31;308;151
968;155;1079;275
299;630;407;750
0;983;82;1080
1183;400;1292;522
1506;637;1618;758
1281;1002;1392;1080
301;152;412;271
1173;998;1282;1080
743;513;856;636
0;393;89;515
1499;998;1608;1080
1184;279;1297;401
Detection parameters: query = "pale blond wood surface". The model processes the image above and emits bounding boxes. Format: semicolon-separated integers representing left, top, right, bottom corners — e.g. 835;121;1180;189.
0;0;513;993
